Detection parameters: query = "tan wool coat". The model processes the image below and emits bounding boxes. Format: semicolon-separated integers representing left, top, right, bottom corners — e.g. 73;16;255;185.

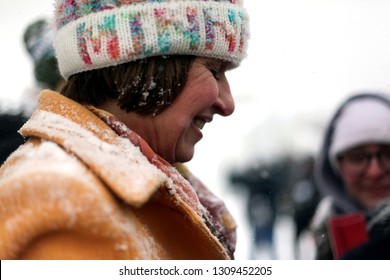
0;90;236;260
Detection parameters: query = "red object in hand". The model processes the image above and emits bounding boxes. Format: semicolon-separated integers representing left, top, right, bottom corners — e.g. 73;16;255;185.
327;212;369;259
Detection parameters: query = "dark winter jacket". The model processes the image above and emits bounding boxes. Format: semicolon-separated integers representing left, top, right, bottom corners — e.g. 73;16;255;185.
341;200;390;259
311;93;390;259
0;112;27;164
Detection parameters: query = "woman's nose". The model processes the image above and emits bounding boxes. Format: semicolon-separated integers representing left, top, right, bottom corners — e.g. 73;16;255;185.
365;158;384;178
213;81;235;116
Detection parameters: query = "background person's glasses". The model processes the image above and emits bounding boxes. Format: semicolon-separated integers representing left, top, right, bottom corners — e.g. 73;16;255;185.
338;148;390;176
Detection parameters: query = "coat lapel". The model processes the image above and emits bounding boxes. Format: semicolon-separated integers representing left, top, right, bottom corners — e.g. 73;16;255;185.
20;90;168;207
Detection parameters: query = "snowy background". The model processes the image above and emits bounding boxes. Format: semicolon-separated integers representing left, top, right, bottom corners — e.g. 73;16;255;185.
2;0;390;260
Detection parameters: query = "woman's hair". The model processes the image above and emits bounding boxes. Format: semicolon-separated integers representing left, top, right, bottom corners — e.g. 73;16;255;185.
61;55;196;116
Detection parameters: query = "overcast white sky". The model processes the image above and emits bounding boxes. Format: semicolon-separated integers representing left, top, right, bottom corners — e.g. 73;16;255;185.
2;0;390;259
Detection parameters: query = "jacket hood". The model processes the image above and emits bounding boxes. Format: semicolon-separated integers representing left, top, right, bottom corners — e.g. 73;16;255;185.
314;92;390;213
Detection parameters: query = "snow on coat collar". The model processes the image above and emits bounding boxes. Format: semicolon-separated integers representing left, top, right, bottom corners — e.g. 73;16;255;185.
19;90;169;207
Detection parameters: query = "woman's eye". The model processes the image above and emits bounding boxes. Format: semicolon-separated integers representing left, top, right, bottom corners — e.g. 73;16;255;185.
210;69;220;80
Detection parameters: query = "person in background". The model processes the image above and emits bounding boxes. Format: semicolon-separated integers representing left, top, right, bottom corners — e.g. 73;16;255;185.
229;159;287;259
229;155;320;259
22;18;65;113
0;0;249;259
0;18;64;164
288;155;320;258
310;93;390;259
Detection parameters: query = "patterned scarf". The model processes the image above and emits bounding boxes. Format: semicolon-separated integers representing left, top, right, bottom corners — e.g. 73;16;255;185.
87;106;236;258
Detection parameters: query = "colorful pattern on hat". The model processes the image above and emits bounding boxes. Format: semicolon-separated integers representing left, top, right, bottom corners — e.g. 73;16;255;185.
54;0;249;79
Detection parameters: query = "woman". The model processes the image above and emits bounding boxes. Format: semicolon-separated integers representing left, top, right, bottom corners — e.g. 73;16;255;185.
310;93;390;259
0;0;249;259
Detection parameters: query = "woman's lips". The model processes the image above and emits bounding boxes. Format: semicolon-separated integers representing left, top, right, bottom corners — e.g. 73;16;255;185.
192;116;212;139
193;117;206;130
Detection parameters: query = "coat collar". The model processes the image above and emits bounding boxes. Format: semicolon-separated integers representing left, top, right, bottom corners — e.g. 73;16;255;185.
20;90;168;207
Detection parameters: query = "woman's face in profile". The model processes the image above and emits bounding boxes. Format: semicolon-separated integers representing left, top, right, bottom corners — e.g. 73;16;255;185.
146;57;235;163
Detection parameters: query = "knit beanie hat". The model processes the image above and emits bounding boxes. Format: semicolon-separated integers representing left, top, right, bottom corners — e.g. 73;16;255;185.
53;0;250;80
329;97;390;166
23;19;62;89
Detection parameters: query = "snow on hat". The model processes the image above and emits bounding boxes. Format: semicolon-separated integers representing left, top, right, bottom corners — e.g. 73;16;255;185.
53;0;250;79
329;97;390;164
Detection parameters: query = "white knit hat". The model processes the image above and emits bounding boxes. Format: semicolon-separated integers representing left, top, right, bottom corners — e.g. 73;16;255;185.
53;0;249;79
329;97;390;163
